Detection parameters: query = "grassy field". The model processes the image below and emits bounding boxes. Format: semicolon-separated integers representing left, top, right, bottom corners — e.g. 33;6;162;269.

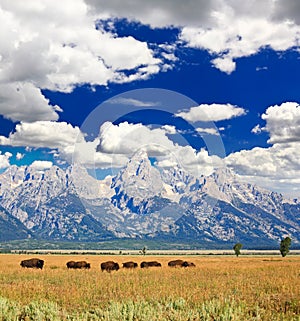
0;254;299;320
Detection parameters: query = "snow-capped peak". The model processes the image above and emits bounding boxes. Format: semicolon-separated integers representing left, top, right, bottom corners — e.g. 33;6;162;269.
113;150;164;197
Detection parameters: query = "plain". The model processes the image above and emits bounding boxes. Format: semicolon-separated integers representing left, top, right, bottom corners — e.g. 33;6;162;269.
0;254;299;320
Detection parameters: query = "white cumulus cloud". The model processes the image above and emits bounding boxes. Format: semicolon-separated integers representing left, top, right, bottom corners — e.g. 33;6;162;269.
196;127;219;135
251;124;263;134
0;151;11;169
161;125;177;134
87;0;300;74
225;143;300;197
85;0;217;28
97;121;176;156
262;102;300;144
225;102;300;197
16;152;24;160
0;0;164;122
176;103;246;122
179;1;300;73
96;121;222;175
30;160;53;171
0;121;82;150
0;83;60;122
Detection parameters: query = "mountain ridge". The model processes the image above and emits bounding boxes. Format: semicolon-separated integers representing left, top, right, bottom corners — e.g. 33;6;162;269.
0;151;299;247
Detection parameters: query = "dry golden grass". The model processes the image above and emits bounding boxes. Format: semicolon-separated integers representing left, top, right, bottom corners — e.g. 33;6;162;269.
0;254;299;319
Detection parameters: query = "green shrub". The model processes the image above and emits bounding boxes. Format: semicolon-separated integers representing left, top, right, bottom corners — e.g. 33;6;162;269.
0;297;19;321
0;296;299;321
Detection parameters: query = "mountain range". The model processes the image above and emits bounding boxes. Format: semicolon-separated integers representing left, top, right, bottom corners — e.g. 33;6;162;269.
0;149;299;248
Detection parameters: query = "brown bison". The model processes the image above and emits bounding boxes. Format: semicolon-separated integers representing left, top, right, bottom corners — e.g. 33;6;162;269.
66;261;76;269
140;261;161;268
168;259;186;267
101;261;119;272
66;261;90;269
20;258;44;269
168;259;196;267
122;261;138;269
74;261;90;269
183;261;196;267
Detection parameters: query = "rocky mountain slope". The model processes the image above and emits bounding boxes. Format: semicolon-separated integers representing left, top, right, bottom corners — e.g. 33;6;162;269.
0;151;299;247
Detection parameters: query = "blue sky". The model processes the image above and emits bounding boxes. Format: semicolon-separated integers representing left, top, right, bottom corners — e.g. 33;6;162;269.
0;0;300;197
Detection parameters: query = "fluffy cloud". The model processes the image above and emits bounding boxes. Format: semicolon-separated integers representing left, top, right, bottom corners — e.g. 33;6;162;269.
261;102;300;144
251;124;262;134
176;103;246;122
73;138;128;169
0;0;163;122
0;152;11;169
225;143;300;197
225;102;300;197
0;121;82;150
30;160;53;171
0;83;60;122
86;0;217;28
180;16;300;73
86;0;300;28
272;0;300;25
0;119;222;174
0;0;161;90
1;0;299;125
97;121;176;156
0;120;129;169
87;0;300;73
16;152;24;160
211;57;237;74
86;0;300;31
96;121;222;175
0;120;214;173
196;127;219;135
157;146;222;176
161;125;177;135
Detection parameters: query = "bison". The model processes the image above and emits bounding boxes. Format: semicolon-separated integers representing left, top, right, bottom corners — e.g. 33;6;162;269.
66;261;76;269
20;258;44;269
66;261;90;269
183;261;196;267
168;259;186;267
75;261;90;269
168;259;196;267
101;261;119;272
122;261;138;269
140;261;161;268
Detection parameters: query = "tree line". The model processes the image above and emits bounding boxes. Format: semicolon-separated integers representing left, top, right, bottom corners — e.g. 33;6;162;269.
233;237;292;257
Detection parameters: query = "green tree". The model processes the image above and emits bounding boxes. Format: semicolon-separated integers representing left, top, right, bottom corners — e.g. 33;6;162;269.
233;243;243;257
280;237;291;257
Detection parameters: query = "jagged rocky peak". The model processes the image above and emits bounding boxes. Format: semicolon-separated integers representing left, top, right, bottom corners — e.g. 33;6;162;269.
200;166;290;215
208;166;237;184
193;166;235;202
122;148;153;178
112;149;164;199
0;164;48;196
160;163;199;195
0;165;24;194
69;164;113;199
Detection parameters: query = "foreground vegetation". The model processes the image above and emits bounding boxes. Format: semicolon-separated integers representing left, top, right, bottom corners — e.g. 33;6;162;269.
0;254;299;320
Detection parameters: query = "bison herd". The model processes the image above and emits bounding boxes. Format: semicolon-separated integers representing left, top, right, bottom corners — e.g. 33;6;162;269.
20;258;196;271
